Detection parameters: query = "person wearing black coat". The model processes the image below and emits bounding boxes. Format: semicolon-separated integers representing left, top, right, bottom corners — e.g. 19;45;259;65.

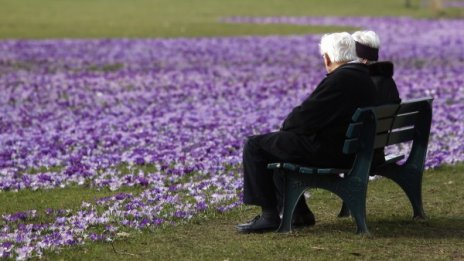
369;61;402;167
352;30;401;168
369;61;401;105
236;32;378;233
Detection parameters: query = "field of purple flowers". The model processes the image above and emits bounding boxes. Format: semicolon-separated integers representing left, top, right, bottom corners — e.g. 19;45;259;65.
0;16;463;259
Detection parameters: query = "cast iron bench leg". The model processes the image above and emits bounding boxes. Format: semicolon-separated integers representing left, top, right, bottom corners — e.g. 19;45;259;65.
344;197;370;235
277;175;307;233
380;165;426;219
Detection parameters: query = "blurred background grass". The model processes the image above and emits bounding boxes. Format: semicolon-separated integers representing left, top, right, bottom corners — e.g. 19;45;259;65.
1;0;463;39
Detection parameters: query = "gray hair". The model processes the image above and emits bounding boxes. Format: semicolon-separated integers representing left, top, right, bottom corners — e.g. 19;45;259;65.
352;31;381;49
319;32;358;63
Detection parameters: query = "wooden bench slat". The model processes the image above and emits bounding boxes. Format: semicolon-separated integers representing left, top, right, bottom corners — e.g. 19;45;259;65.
373;104;400;119
317;168;349;174
376;117;395;133
269;155;404;176
397;98;433;114
299;168;349;175
384;154;405;163
392;112;419;129
267;164;348;175
376;112;419;133
299;167;316;174
386;128;416;146
267;163;281;169
283;163;299;171
374;127;416;149
371;154;405;172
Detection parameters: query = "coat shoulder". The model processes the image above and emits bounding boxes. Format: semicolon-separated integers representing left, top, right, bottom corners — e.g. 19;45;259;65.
369;61;394;77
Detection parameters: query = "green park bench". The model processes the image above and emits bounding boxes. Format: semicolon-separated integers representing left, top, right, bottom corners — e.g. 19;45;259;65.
267;97;433;234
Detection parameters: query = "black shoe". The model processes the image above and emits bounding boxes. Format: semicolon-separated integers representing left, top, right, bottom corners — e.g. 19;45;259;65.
236;215;280;233
292;211;316;227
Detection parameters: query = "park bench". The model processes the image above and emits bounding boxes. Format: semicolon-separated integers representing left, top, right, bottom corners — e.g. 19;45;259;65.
267;97;433;234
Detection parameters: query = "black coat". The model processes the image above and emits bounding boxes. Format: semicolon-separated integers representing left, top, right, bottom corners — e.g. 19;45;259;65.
369;61;401;105
281;63;377;167
369;61;401;167
244;63;378;207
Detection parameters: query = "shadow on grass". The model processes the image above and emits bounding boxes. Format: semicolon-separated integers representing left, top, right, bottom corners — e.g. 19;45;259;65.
309;216;464;239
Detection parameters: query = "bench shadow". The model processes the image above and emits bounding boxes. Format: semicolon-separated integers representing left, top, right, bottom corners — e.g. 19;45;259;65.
312;217;464;239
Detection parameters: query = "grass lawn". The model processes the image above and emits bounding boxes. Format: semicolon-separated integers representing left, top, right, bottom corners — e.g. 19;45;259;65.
0;186;145;217
1;0;463;39
36;164;464;260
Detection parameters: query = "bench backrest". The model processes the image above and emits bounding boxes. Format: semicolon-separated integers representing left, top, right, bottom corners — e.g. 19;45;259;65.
342;97;433;171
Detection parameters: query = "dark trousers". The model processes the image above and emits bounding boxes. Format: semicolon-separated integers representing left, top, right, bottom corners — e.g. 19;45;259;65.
242;131;323;208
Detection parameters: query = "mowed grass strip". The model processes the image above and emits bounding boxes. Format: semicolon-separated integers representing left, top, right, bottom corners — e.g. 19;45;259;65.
0;0;454;39
0;163;156;217
36;164;464;261
0;186;145;217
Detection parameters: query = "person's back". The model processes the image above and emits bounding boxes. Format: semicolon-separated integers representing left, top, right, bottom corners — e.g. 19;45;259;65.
307;63;377;167
352;31;401;168
369;61;401;105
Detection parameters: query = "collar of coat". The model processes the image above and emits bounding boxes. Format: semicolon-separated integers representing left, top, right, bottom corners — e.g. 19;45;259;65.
368;61;394;77
326;62;369;76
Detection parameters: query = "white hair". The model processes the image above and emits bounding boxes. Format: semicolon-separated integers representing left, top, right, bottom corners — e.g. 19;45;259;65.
319;32;358;63
352;31;381;49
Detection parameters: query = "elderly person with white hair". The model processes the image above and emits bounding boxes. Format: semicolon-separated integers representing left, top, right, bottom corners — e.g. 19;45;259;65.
352;31;401;169
236;32;377;233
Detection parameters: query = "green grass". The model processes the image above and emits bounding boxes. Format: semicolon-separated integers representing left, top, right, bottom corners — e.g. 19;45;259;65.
0;163;159;216
0;186;145;216
1;0;462;39
22;164;463;260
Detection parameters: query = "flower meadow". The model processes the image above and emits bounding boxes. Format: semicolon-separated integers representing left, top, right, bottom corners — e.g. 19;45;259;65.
0;16;463;259
446;1;464;8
